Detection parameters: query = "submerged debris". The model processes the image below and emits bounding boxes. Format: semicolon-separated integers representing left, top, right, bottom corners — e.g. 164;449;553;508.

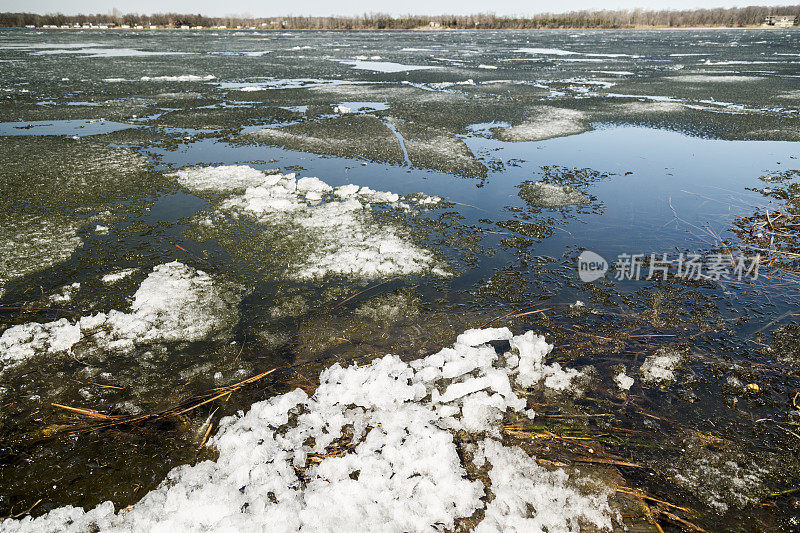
668;438;771;514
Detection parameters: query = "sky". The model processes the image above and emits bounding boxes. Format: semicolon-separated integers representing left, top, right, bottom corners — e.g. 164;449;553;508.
4;0;797;17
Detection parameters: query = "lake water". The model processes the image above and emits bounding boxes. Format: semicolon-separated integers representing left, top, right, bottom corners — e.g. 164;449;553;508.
1;28;799;531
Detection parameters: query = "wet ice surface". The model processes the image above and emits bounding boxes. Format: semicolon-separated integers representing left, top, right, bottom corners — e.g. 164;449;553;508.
1;28;800;532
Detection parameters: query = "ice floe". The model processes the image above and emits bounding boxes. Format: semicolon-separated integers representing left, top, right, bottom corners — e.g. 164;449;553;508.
338;59;439;73
34;48;186;58
671;74;761;83
0;262;241;371
139;75;216;82
174;165;447;280
1;327;611;532
495;108;588;142
0;212;83;288
516;47;579;56
172;164;272;193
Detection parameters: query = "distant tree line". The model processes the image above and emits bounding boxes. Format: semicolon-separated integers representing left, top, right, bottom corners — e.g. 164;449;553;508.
0;5;798;29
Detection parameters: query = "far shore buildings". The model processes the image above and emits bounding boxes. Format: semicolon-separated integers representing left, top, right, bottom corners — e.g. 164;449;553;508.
762;15;797;28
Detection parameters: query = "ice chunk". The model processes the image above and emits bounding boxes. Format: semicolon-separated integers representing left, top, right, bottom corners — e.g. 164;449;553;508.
100;268;138;284
295;176;333;196
456;327;513;347
640;347;684;384
333;184;360;198
49;282;80;304
508;331;582;391
357;186;399;204
614;371;635;391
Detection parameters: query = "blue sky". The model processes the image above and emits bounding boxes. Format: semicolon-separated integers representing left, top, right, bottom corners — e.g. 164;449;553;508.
5;0;797;17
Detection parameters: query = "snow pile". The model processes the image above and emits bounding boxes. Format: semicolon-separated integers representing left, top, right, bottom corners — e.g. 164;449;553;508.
176;165;446;280
519;181;590;208
2;328;611;532
640;347;685;384
0;262;240;371
496;108;588;142
475;439;611;532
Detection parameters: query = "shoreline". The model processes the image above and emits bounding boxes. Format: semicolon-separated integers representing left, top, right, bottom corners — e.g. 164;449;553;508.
1;25;797;31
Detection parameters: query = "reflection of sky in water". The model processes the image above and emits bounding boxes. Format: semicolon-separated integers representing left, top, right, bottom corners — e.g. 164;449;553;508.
0;118;136;136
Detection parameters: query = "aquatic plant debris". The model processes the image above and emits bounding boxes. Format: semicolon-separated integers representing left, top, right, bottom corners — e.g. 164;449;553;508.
519;181;591;208
1;327;612;532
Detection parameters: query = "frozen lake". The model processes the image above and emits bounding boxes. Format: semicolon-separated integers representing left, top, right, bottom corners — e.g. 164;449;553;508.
1;28;799;532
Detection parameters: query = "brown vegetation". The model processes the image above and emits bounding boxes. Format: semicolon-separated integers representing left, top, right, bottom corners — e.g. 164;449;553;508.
1;5;799;29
